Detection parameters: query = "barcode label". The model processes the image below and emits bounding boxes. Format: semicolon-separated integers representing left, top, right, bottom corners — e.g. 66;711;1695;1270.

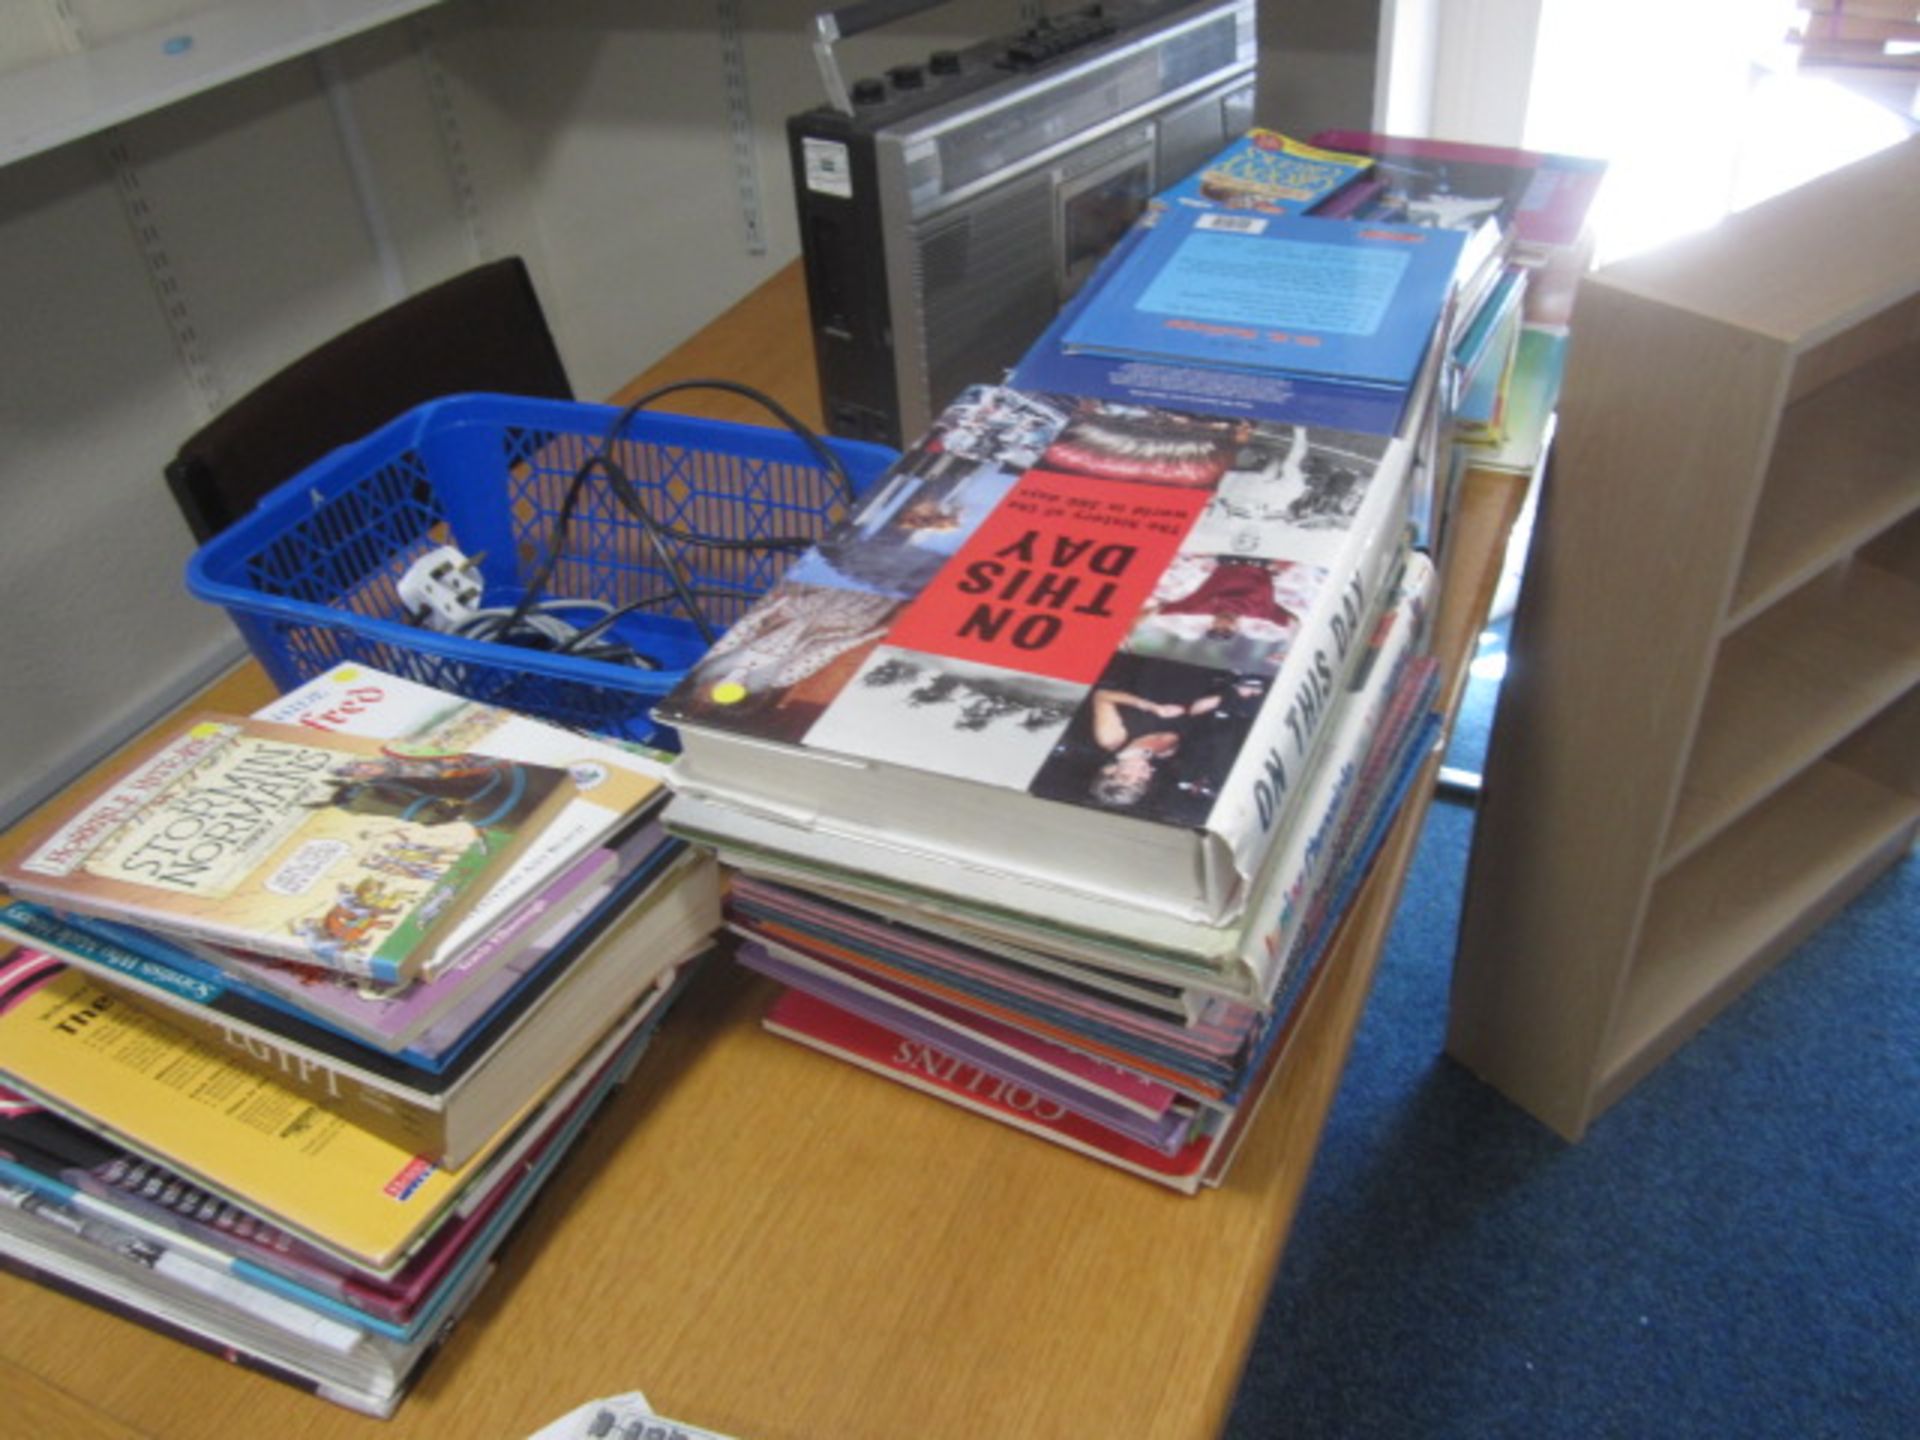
1195;213;1268;235
802;138;853;199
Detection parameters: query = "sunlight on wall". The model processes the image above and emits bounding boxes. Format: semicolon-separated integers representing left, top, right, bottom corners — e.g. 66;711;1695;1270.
1523;0;1915;263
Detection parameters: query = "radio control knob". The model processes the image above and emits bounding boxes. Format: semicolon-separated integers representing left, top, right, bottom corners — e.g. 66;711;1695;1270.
851;77;888;105
888;63;925;89
929;49;961;75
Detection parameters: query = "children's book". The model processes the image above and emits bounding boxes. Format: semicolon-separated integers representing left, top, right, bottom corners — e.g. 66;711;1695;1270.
654;382;1414;931
254;664;671;975
1;713;576;987
1156;128;1372;216
1057;208;1467;394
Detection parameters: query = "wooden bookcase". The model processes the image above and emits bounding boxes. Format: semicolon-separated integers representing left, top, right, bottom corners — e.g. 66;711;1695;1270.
1444;136;1920;1141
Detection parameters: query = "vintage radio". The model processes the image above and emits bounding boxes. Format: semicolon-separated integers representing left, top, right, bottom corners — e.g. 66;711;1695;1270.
788;0;1257;447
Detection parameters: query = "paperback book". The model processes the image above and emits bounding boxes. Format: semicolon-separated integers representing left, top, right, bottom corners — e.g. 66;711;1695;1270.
1011;220;1421;438
1307;130;1607;255
657;383;1414;931
1057;207;1467;395
762;987;1223;1193
0;986;670;1417
1;712;576;987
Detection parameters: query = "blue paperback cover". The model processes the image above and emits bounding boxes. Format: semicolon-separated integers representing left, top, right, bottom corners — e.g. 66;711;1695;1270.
1011;227;1415;438
1059;208;1467;392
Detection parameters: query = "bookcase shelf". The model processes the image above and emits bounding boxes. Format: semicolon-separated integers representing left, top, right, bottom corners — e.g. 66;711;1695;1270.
1729;340;1920;627
1445;136;1920;1140
1665;548;1920;870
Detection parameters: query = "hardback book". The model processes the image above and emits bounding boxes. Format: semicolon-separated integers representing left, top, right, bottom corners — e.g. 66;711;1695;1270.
656;383;1415;930
1057;207;1468;395
0;848;717;1165
1156;128;1372;217
0;945;661;1274
0;712;577;987
668;544;1432;1007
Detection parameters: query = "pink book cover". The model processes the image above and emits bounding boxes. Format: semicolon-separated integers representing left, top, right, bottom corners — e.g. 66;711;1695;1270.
763;988;1217;1188
745;936;1181;1120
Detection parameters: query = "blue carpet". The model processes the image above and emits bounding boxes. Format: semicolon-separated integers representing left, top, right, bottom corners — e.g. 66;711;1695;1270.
1222;630;1920;1440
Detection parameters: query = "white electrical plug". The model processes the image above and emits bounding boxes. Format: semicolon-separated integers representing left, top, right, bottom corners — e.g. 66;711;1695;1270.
397;545;485;631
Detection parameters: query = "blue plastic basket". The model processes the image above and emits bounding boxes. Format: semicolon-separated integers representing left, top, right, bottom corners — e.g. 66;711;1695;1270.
186;392;897;744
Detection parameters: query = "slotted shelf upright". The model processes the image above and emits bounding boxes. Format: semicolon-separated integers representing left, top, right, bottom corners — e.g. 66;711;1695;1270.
1445;136;1920;1141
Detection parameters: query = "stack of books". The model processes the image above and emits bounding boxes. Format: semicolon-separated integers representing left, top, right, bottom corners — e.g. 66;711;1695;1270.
0;665;721;1415
652;377;1442;1193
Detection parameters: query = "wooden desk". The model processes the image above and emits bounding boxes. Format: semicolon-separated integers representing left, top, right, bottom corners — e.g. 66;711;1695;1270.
0;264;1525;1440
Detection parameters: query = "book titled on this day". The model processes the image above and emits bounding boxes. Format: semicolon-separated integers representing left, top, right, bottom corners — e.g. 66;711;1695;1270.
0;712;575;987
655;383;1413;929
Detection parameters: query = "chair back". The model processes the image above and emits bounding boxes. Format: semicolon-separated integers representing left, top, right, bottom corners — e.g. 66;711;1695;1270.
166;255;573;542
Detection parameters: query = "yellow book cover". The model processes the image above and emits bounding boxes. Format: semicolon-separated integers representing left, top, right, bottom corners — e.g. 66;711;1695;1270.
0;951;507;1272
1;711;577;986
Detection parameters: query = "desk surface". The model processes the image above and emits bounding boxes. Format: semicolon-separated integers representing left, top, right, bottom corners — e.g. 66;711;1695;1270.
0;263;1524;1440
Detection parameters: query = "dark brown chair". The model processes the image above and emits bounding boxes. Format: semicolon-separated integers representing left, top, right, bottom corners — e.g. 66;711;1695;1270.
165;255;574;543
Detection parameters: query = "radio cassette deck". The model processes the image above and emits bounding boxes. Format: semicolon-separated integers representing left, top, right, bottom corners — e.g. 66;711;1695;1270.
788;0;1257;448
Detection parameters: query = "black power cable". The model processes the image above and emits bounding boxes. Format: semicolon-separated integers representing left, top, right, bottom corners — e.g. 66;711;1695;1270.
450;381;856;660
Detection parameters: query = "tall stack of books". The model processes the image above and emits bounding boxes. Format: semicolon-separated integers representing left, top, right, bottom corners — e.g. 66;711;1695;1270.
642;128;1530;1193
0;666;721;1415
652;374;1440;1192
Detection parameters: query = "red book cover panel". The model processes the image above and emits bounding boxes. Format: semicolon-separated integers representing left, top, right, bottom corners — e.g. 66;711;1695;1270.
882;468;1208;686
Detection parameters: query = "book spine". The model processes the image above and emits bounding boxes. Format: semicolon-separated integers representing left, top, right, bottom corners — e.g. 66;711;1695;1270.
1203;441;1417;910
1232;552;1435;1003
